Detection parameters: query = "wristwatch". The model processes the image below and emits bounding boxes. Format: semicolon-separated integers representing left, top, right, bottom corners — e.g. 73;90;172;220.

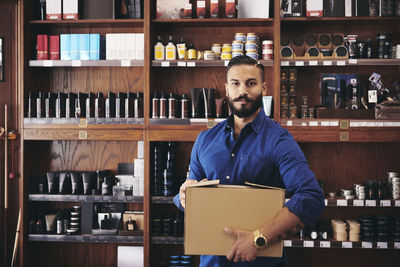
253;229;268;249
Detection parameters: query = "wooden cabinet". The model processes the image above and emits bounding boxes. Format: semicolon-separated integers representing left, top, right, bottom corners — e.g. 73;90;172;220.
17;0;400;266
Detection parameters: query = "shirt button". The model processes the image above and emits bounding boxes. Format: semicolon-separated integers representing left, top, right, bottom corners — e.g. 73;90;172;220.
231;153;235;157
226;176;230;179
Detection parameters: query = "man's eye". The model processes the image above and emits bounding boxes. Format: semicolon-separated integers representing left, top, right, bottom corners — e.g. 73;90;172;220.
232;82;239;86
248;82;257;86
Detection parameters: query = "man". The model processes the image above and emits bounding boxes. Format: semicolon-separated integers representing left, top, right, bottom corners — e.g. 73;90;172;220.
173;56;325;266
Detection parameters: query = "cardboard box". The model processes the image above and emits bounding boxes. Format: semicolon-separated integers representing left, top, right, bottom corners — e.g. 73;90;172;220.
306;0;323;16
63;0;80;19
185;180;285;257
238;0;270;18
46;0;62;20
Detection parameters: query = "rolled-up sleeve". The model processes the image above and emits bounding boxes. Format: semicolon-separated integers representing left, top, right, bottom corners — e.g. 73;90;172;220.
174;131;206;212
273;129;325;226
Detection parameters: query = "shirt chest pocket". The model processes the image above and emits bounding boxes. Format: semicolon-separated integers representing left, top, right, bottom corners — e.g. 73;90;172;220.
234;154;274;184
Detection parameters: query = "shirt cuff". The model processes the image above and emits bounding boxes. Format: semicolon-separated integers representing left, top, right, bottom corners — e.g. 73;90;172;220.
174;193;185;212
284;194;325;226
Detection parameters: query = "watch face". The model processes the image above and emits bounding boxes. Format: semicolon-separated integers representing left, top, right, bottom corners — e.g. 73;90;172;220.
256;237;266;247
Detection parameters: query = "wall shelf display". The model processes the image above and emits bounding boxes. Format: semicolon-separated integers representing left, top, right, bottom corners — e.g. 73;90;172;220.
29;194;144;203
11;0;400;266
152;59;273;67
29;60;145;67
29;234;143;244
280;59;400;67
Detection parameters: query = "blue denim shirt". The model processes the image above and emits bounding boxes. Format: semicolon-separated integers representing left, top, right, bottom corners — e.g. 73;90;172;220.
174;108;325;267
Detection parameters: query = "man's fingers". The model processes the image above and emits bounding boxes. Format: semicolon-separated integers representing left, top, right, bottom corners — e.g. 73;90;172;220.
199;178;208;182
226;245;236;261
224;227;239;238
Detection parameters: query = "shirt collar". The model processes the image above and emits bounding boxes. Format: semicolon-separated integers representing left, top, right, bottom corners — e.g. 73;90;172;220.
225;107;265;134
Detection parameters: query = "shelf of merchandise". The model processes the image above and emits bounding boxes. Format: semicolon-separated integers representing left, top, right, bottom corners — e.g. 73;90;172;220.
29;60;144;67
280;59;400;67
28;194;144;203
152;60;274;67
28;234;143;244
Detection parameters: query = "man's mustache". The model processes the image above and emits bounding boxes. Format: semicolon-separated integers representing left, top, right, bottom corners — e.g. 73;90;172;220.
233;95;251;102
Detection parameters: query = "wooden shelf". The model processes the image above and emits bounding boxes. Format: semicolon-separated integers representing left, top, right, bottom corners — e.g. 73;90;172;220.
281;16;400;22
152;18;274;27
151;196;175;204
151;236;184;245
29;60;144;67
149;236;400;250
282;119;400;142
29;194;143;203
24;118;144;126
152;60;274;67
285;239;400;249
30;19;144;26
280;59;400;67
29;234;143;244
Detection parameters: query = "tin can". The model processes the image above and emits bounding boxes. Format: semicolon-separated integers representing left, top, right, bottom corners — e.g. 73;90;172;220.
212;44;222;54
232;41;244;51
246;52;258;59
221;52;232;60
262;40;273;50
245;41;258;51
235;33;246;43
222;43;232;53
232;50;244;58
247;33;258;42
204;50;215;60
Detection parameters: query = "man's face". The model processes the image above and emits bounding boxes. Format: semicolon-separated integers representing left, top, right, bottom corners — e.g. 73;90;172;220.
225;64;266;118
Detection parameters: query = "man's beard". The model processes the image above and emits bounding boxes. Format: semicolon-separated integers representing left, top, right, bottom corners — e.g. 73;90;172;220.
228;93;263;118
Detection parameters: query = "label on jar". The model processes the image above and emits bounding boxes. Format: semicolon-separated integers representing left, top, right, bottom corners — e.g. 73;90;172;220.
155;47;164;60
188;49;197;60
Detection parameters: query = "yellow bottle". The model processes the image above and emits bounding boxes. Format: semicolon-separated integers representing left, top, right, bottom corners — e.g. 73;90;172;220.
188;43;197;60
166;36;177;60
154;35;165;60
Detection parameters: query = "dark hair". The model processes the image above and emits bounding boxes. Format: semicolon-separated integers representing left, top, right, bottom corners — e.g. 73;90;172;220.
226;55;265;81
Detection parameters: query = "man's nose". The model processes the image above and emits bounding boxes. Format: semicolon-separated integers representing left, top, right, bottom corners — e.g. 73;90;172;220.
238;83;248;95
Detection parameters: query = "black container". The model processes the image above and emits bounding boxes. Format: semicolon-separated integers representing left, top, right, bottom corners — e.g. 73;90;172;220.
86;92;95;118
55;92;67;118
105;92;116;118
59;172;72;194
46;171;59;194
152;92;160;119
116;92;127;118
75;93;88;118
159;92;168;119
26;92;37;118
66;92;77;118
134;92;144;118
125;92;136;118
45;92;57;118
95;92;105;118
36;92;45;118
71;172;83;195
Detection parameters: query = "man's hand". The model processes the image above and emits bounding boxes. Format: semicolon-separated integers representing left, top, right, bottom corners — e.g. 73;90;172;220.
224;227;258;262
179;179;207;209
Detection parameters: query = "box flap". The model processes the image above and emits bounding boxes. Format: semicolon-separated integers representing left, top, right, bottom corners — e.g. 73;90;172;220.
245;182;285;191
186;179;220;188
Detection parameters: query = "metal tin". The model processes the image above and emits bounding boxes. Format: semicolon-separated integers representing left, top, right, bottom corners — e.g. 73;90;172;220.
204;50;215;60
232;50;244;58
212;44;222;54
222;43;232;53
262;40;273;50
235;33;246;43
232;41;244;51
247;33;258;42
245;41;258;51
221;52;232;60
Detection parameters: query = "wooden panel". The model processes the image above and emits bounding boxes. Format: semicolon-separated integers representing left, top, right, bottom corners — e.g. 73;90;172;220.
286;248;400;267
28;243;119;267
287;129;400;142
24;129;143;141
149;129;202;142
26;67;144;95
24;140;138;175
300;143;400;193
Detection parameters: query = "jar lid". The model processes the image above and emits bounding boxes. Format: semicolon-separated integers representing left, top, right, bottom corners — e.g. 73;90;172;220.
223;43;232;46
263;40;274;44
235;33;245;35
212;43;221;46
247;33;257;36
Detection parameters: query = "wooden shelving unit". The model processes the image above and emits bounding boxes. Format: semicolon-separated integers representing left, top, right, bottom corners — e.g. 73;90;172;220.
17;0;400;267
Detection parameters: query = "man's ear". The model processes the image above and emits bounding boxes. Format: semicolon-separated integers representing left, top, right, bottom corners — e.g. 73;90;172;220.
262;82;267;94
225;83;229;97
